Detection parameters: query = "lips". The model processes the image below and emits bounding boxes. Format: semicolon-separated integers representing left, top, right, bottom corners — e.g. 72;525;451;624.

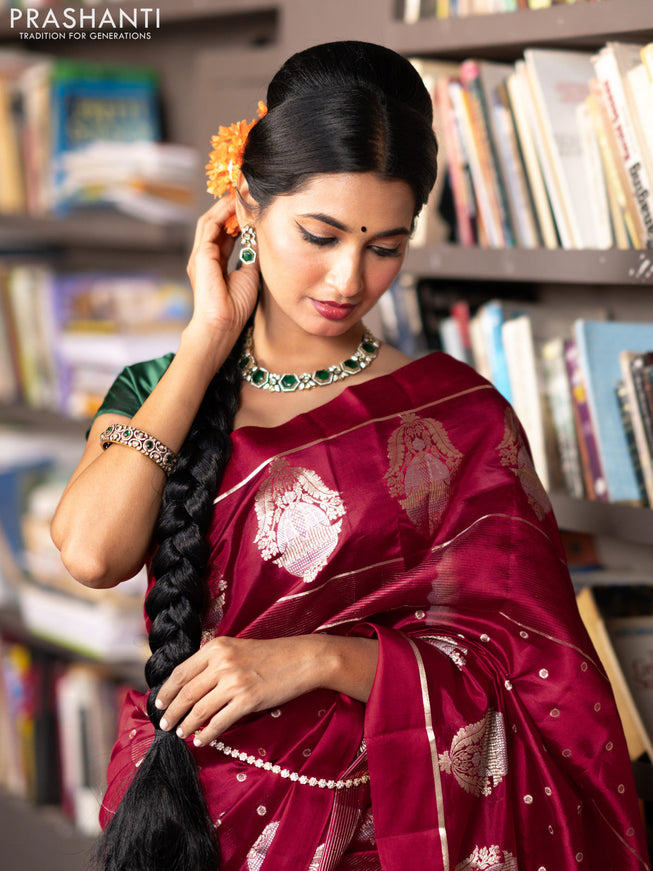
310;298;356;321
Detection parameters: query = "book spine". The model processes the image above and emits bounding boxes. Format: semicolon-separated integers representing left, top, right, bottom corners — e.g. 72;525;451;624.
564;340;607;501
436;78;478;246
642;45;653;82
450;80;497;247
460;60;515;247
576;100;613;249
643;364;653;461
586;86;631;250
593;48;653;249
631;354;653;461
541;339;585;498
506;70;559;249
492;81;540;248
615;381;649;506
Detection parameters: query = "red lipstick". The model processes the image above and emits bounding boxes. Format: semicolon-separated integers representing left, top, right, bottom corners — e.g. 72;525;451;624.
311;299;355;321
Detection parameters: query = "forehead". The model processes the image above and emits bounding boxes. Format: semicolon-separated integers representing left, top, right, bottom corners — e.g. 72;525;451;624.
275;172;415;224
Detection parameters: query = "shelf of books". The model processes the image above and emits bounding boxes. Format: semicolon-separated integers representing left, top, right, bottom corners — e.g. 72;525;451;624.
391;0;653;56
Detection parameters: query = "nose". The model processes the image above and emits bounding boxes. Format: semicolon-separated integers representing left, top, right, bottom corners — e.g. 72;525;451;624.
325;248;363;299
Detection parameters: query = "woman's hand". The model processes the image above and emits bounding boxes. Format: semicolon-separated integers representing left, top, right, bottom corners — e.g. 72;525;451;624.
184;196;260;362
155;634;379;746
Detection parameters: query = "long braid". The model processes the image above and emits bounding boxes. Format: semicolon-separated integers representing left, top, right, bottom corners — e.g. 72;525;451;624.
96;329;247;871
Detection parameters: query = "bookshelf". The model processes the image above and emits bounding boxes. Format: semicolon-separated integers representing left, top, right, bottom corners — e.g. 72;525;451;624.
388;0;653;56
1;0;652;859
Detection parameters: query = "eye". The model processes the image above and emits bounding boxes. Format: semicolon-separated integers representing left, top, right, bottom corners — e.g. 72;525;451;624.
296;223;336;247
370;245;402;259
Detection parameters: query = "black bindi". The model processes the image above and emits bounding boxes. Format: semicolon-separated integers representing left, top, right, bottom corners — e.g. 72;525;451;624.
361;226;367;233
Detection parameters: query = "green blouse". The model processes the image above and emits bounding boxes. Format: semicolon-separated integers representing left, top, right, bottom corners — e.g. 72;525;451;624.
89;353;174;434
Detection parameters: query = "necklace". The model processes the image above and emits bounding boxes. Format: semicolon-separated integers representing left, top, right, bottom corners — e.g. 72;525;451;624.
239;327;381;392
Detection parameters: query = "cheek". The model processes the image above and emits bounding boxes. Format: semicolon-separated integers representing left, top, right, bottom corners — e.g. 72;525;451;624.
259;230;323;283
367;259;404;299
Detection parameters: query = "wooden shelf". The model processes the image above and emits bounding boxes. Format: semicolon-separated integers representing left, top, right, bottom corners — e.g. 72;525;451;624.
405;245;653;285
388;0;653;57
550;492;652;545
157;0;278;23
0;211;191;253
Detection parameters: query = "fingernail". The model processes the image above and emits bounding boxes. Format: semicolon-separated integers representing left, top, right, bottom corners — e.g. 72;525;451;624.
155;698;165;710
176;727;185;739
160;718;169;731
193;736;203;747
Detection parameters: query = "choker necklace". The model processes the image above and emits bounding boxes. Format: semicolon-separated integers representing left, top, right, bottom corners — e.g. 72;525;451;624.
239;327;381;392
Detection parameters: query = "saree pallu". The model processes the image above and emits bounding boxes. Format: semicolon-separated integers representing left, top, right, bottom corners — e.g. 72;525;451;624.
100;352;649;871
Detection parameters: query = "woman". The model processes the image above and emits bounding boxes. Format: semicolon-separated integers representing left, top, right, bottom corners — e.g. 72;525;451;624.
51;41;648;871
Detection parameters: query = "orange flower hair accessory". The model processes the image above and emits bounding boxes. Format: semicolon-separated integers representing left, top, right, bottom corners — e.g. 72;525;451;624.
206;101;268;236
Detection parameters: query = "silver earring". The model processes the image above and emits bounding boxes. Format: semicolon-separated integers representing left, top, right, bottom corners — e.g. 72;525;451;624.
239;224;257;264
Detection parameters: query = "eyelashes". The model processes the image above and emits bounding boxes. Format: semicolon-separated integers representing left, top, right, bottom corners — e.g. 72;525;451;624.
296;223;403;258
297;225;335;247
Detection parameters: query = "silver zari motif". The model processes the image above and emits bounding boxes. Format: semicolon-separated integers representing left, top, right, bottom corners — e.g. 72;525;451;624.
254;458;346;582
497;408;551;520
246;821;280;871
438;709;508;797
385;413;463;536
455;845;518;871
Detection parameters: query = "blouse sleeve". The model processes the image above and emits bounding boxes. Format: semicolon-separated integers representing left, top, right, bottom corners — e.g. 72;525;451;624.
87;353;175;436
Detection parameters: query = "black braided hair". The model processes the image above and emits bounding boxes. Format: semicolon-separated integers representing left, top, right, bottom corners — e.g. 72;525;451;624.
96;40;438;871
95;329;247;871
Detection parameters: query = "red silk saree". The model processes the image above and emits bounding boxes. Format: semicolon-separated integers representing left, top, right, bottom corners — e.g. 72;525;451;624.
100;351;649;871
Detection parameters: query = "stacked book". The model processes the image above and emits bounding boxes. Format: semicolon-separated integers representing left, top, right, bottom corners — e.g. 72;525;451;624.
413;42;653;251
0;264;191;417
0;51;199;223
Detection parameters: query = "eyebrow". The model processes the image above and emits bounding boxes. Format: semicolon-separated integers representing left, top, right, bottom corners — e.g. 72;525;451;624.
299;212;411;238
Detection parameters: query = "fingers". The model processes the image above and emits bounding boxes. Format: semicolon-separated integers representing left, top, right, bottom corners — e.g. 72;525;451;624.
157;663;261;744
191;197;238;256
192;699;249;747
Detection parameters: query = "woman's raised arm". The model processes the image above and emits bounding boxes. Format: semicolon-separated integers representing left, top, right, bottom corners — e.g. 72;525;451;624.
50;198;259;589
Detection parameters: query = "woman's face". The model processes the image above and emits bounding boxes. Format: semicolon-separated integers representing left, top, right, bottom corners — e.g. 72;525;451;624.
243;172;416;339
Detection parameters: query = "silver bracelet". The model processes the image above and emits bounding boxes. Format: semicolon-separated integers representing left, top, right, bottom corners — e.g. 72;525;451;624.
100;423;178;477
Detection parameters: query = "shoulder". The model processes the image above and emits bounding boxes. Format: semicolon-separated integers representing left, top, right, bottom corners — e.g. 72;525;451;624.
93;352;175;421
391;351;511;422
402;350;494;394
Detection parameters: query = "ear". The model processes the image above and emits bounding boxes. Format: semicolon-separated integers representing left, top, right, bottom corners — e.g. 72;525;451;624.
234;175;258;232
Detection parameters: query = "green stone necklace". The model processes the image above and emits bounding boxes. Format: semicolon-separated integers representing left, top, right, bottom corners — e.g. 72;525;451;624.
239;327;381;392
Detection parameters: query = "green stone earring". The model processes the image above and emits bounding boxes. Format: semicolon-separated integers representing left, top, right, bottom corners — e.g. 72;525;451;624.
239;224;257;265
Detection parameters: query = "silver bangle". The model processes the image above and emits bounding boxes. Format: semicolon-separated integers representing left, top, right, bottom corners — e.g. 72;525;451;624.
100;423;177;477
